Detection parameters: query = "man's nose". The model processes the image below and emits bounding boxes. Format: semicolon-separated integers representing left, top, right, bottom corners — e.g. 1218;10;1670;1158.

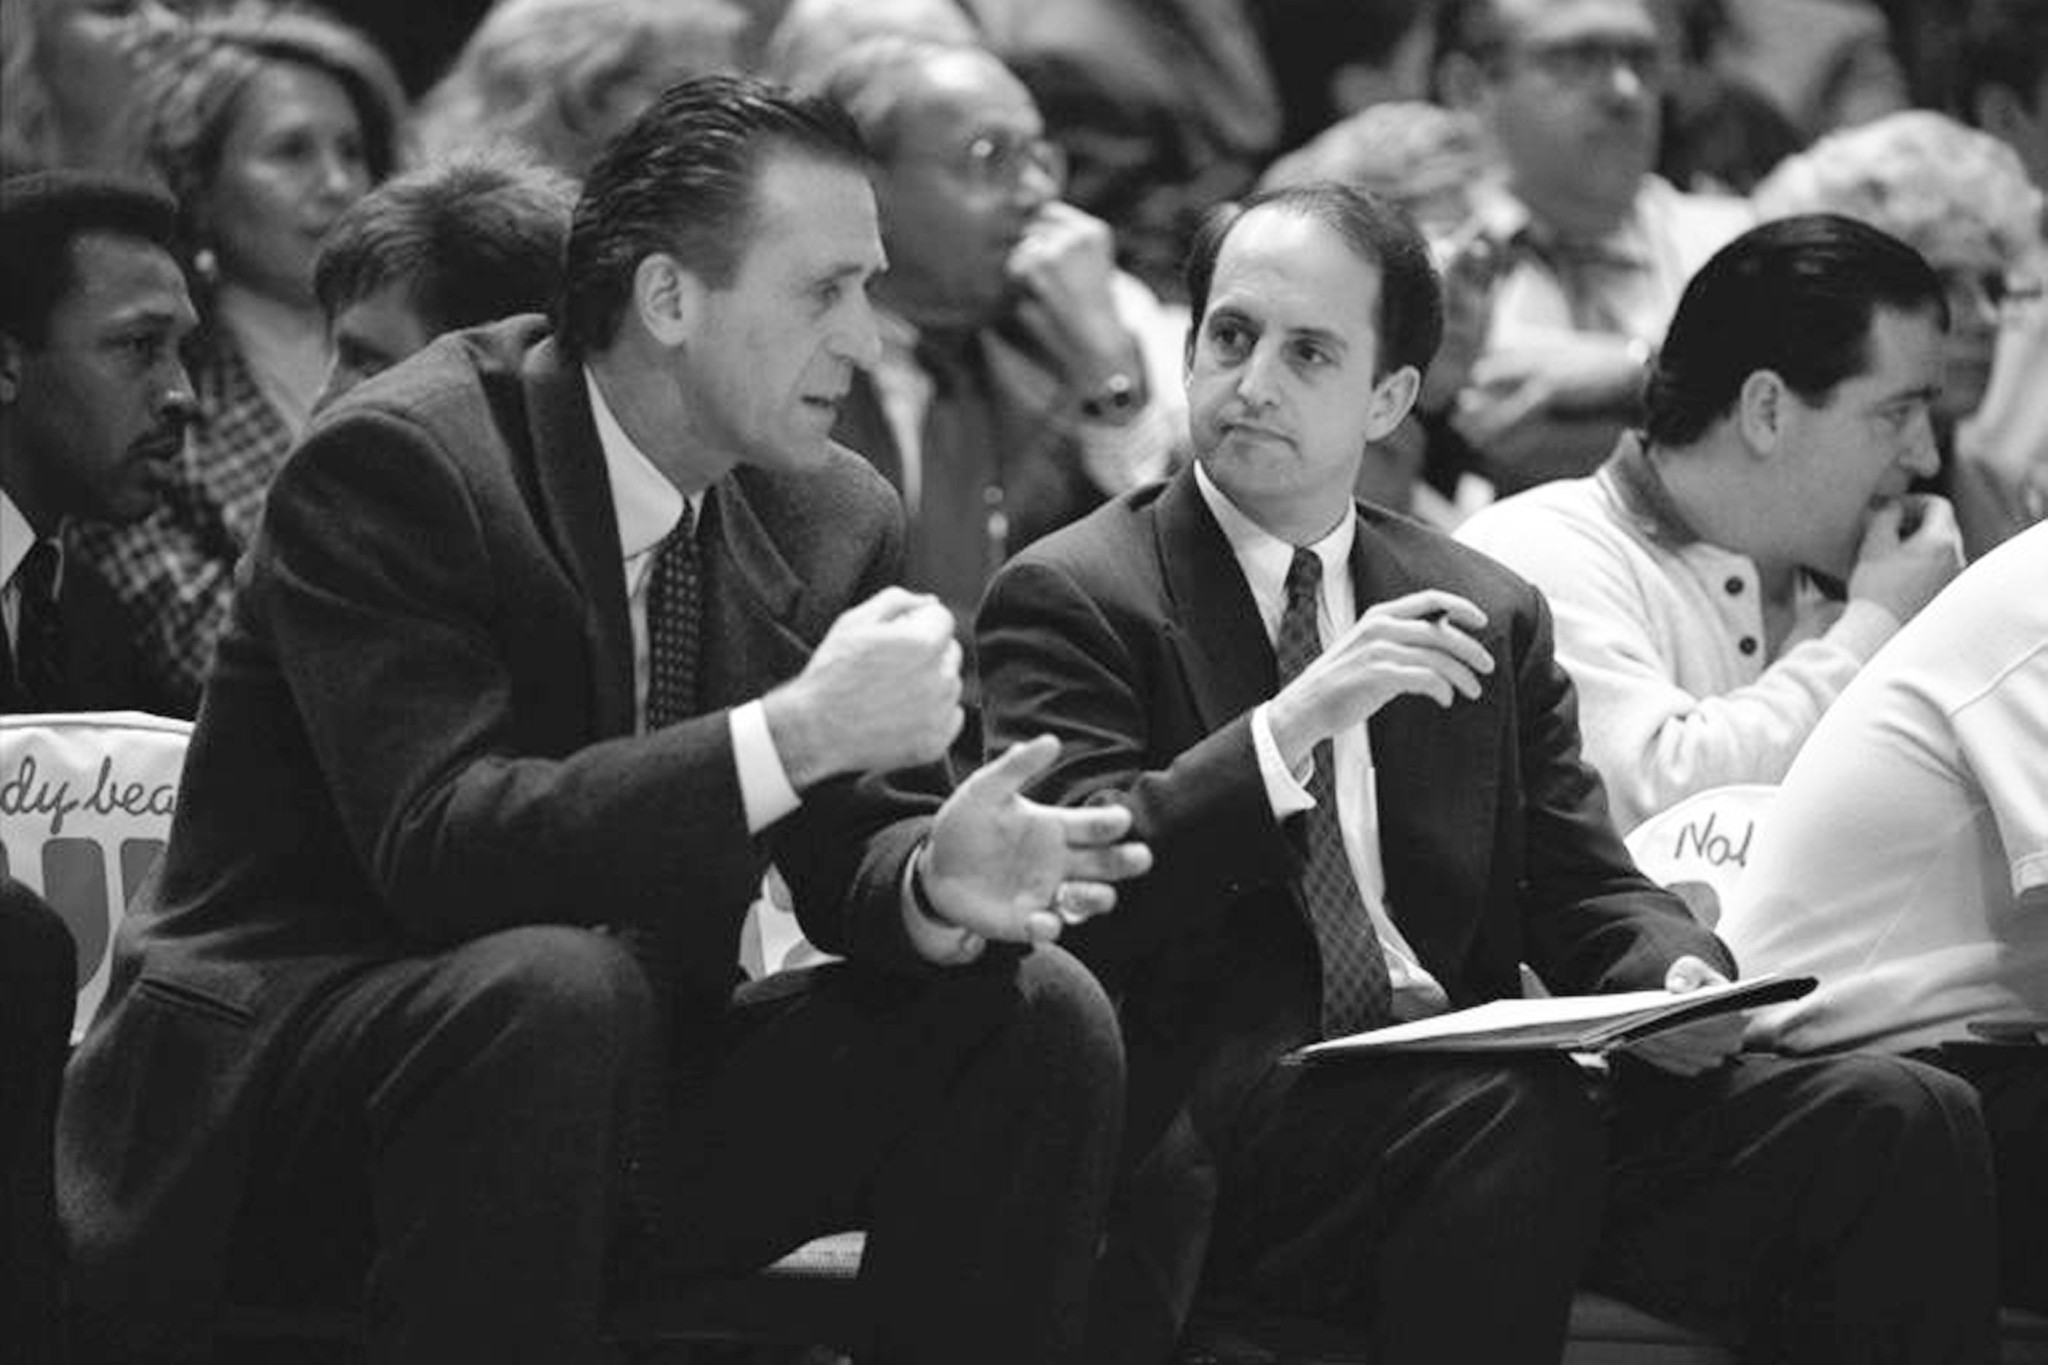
158;363;199;424
840;294;884;371
1901;409;1941;478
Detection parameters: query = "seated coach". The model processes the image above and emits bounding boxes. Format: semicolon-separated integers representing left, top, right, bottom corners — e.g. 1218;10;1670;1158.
58;76;1146;1365
976;180;1996;1365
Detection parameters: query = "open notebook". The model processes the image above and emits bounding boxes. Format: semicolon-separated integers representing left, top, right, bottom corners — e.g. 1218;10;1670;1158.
1287;973;1817;1063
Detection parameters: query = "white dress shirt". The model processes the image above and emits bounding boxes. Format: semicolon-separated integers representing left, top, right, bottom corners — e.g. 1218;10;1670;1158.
585;370;800;835
1194;464;1450;1017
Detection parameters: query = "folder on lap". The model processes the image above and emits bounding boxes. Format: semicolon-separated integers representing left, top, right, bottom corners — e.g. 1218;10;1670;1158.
1286;973;1817;1063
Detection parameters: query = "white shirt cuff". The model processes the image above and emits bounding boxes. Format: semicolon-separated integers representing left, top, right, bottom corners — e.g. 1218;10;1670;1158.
1251;701;1316;819
732;699;801;834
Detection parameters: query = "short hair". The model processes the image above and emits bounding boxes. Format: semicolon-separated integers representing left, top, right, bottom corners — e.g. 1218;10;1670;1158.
0;169;182;347
313;151;575;334
1645;213;1947;447
763;0;980;92
558;72;870;360
1750;111;2042;278
806;34;989;159
1183;182;1445;381
137;3;407;223
415;0;748;178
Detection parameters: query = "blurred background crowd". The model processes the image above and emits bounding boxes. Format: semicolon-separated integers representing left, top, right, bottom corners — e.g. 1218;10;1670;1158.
4;0;2043;720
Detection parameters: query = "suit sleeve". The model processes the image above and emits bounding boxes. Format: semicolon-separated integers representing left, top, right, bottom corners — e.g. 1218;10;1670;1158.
253;408;932;953
978;553;1304;988
1507;585;1738;991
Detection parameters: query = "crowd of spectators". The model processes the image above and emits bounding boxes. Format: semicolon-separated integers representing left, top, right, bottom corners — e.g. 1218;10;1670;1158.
3;0;2043;1362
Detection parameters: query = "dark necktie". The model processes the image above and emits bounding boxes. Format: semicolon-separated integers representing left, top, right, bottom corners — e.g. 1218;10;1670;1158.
625;501;701;1235
910;328;1006;623
1275;547;1393;1038
1509;226;1639;335
646;502;701;730
7;540;64;711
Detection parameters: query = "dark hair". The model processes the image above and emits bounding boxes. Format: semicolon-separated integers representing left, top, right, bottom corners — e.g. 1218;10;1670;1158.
1646;213;1947;447
558;72;870;359
1959;0;2048;116
1433;0;1514;71
1183;182;1444;380
314;151;575;333
0;170;182;346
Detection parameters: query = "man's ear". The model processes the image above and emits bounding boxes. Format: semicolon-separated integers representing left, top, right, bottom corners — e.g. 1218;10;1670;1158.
1364;365;1423;442
0;332;20;408
1736;369;1786;454
631;251;706;350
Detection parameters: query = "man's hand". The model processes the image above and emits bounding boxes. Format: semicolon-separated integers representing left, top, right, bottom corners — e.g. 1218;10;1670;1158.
1266;590;1493;772
764;588;962;790
1845;494;1963;624
1623;956;1745;1076
1006;202;1142;391
919;734;1152;946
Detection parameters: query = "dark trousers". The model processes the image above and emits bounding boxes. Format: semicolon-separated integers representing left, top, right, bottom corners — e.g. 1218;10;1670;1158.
1914;1043;2048;1311
1195;1047;1995;1365
1;876;77;1365
220;928;1121;1365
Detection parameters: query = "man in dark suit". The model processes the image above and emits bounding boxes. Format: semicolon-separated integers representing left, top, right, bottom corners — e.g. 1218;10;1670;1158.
59;76;1146;1365
977;183;1996;1364
0;171;197;715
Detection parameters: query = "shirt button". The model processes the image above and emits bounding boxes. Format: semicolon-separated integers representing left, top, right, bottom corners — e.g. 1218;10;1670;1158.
1724;576;1744;595
1739;636;1759;656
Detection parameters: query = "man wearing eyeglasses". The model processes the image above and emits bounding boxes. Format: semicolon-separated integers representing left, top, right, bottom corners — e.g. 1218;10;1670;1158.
1428;0;1752;494
806;35;1188;761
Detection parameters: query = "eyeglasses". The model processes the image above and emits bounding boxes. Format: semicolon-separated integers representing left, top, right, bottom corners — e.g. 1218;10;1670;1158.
951;132;1067;192
1938;267;2042;320
1509;37;1668;88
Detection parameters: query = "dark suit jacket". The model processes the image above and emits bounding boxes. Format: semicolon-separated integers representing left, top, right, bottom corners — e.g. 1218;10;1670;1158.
833;320;1111;595
0;552;176;715
977;466;1731;1350
58;317;944;1340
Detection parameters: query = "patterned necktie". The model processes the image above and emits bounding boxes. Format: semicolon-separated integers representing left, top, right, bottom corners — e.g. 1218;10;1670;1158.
1275;547;1393;1038
910;328;1006;624
646;502;701;730
9;540;64;711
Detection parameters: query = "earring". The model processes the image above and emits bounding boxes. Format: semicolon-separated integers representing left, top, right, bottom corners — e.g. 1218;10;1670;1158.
192;246;219;284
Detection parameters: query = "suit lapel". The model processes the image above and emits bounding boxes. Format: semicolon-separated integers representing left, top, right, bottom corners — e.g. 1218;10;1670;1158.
698;474;817;712
521;338;635;737
1155;467;1274;732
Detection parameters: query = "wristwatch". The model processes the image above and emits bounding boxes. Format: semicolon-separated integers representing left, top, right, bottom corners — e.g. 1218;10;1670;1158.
1079;371;1143;424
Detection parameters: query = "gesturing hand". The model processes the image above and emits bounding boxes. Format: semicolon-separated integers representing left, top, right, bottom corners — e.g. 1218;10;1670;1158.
1267;590;1494;772
920;735;1152;945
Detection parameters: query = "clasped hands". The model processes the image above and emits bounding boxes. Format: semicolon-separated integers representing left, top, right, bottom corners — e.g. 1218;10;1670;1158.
764;587;1151;956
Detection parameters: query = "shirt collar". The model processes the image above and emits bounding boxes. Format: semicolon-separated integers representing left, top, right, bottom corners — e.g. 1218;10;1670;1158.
1194;461;1355;633
583;367;692;559
1;489;46;591
1600;429;1700;548
1472;176;1652;269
